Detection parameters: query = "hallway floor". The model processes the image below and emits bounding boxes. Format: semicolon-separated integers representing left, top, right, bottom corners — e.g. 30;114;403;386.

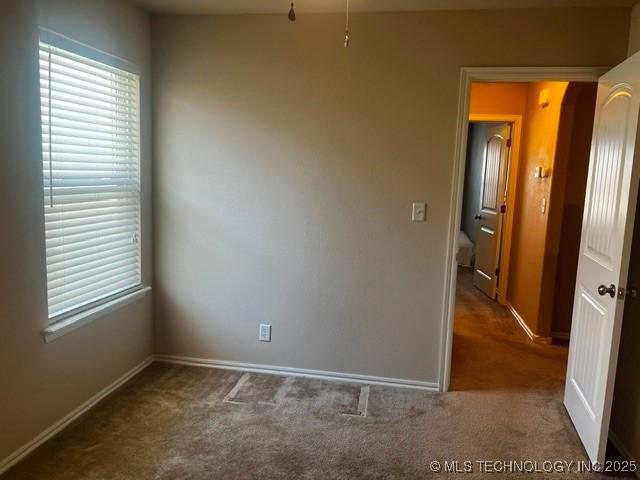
451;267;569;392
2;269;633;479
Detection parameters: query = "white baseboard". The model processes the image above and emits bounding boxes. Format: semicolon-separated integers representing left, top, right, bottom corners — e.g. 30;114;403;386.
0;356;154;476
609;429;640;478
154;354;439;391
506;303;552;345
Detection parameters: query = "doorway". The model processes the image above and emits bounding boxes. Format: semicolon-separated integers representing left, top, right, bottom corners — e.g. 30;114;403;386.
457;82;598;342
442;62;640;466
452;80;598;393
441;70;607;394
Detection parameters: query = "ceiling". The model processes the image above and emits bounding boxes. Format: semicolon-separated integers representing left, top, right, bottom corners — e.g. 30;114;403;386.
135;0;637;14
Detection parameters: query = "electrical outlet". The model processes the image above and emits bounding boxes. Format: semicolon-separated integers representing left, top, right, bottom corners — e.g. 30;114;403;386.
259;324;271;342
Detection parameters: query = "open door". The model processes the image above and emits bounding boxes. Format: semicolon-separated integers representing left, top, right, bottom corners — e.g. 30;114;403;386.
564;53;640;465
472;123;511;299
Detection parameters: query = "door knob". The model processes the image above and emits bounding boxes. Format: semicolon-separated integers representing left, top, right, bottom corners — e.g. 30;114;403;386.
598;284;616;298
474;215;482;220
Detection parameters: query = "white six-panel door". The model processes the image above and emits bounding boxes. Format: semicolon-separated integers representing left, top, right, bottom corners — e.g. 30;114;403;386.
564;52;640;465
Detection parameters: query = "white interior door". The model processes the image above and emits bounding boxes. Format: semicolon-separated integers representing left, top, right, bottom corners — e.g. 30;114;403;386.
564;53;640;465
473;123;511;298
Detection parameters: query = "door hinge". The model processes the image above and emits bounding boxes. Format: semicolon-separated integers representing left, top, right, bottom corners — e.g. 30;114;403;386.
506;138;512;147
500;204;506;214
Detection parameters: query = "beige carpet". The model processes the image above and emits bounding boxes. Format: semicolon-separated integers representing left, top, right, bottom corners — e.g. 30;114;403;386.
3;269;633;479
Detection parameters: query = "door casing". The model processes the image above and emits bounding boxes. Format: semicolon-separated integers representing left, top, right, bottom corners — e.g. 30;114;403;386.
469;114;522;305
441;67;608;393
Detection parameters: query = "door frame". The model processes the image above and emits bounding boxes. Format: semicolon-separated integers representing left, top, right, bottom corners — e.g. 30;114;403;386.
468;114;522;305
440;66;608;392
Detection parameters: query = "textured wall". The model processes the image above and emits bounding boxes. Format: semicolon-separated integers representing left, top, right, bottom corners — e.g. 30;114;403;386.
546;83;597;337
506;81;567;337
0;0;153;465
151;10;629;384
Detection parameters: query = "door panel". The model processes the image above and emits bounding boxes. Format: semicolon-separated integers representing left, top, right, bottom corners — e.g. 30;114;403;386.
564;53;640;465
471;123;512;298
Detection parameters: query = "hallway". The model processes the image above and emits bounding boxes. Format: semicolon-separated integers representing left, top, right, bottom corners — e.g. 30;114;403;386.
449;267;639;476
451;267;569;392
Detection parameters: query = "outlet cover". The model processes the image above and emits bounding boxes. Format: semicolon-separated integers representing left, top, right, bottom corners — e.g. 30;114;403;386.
259;324;272;342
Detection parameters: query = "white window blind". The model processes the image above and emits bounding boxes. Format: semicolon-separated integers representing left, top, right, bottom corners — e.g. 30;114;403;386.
39;40;142;321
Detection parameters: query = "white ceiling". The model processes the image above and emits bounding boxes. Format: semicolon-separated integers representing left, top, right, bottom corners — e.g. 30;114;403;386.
135;0;637;14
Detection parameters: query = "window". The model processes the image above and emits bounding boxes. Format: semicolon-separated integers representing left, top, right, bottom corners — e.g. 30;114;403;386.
40;39;142;322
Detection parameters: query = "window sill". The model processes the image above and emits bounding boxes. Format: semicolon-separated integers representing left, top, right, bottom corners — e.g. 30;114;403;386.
41;286;152;344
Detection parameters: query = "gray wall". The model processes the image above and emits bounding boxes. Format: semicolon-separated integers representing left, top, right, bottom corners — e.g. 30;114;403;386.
0;0;153;464
460;123;487;244
152;10;629;384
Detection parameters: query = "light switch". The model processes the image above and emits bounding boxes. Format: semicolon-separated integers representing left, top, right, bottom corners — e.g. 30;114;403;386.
412;202;426;222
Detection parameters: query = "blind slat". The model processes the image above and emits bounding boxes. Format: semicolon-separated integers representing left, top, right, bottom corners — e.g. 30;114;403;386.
39;53;138;87
44;156;138;167
44;111;138;129
46;216;139;240
41;99;137;123
40;75;138;103
48;264;140;296
49;279;141;318
48;259;140;290
49;271;141;306
46;214;139;235
46;239;138;268
41;40;142;321
46;228;137;251
48;250;138;281
46;208;138;228
41;90;137;116
44;191;139;207
43;131;136;145
43;123;137;140
45;198;138;216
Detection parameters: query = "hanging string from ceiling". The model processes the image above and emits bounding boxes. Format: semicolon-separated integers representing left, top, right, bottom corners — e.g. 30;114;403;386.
286;0;351;46
344;0;350;47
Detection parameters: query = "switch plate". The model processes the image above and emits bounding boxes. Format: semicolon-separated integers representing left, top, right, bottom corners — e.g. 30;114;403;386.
259;324;271;342
412;202;426;222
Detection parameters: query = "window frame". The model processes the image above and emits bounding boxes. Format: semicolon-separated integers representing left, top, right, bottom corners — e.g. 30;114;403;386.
39;30;147;329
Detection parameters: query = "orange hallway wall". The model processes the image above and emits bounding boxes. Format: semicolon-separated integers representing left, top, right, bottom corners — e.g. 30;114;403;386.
506;81;568;338
469;82;529;116
546;83;597;337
